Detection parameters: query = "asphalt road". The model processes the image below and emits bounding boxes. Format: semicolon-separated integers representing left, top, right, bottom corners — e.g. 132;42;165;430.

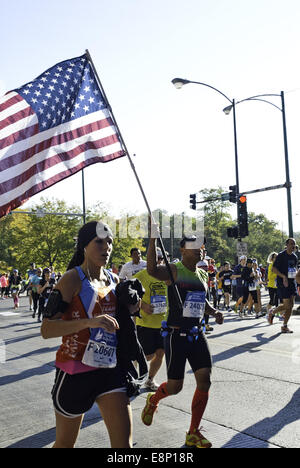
0;292;299;449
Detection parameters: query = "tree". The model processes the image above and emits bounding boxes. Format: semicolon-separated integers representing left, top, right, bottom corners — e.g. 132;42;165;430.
0;191;289;274
245;213;285;265
197;187;236;263
107;214;146;267
8;199;82;273
0;213;16;271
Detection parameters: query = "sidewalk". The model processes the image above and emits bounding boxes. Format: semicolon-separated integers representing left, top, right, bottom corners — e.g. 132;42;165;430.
1;295;298;448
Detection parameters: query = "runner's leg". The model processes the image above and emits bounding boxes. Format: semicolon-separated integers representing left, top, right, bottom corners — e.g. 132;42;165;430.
148;348;164;382
96;392;132;448
189;367;211;432
53;412;84;448
282;297;294;328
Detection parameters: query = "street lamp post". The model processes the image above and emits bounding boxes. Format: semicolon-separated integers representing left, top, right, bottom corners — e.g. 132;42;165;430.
171;79;294;238
171;78;240;224
223;91;293;238
280;91;293;238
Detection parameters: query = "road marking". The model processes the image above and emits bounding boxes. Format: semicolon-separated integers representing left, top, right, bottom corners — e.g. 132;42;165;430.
0;312;21;316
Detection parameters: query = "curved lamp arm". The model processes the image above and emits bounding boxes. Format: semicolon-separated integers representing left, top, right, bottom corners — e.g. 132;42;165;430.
171;78;233;104
223;93;282;114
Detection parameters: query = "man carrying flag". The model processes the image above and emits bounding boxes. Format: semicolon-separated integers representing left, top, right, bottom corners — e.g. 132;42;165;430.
141;228;224;449
0;53;125;217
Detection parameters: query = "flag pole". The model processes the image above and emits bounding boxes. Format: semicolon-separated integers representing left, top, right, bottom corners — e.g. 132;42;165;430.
81;169;86;224
85;49;182;309
85;50;151;213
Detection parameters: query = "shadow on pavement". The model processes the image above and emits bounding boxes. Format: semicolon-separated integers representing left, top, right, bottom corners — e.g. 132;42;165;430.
222;387;300;448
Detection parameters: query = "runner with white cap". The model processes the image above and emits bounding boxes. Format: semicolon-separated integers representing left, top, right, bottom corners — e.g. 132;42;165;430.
141;229;223;449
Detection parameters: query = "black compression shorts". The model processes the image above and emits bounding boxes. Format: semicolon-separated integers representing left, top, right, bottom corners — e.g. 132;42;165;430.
164;329;212;380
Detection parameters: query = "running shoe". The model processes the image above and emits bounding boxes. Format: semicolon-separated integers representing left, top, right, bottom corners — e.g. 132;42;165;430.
141;392;158;426
281;325;293;334
145;378;159;391
185;428;212;449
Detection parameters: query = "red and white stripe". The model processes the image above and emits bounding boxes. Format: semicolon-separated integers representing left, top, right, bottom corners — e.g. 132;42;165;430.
0;91;125;217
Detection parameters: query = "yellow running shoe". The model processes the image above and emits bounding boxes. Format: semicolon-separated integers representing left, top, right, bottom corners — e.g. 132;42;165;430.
141;392;158;426
185;428;212;448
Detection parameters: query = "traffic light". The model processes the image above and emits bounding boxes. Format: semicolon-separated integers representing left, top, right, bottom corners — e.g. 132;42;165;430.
229;185;237;203
238;195;248;238
227;226;239;238
189;193;197;210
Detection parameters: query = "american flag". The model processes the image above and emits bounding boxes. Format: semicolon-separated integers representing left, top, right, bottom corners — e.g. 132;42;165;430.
0;53;125;218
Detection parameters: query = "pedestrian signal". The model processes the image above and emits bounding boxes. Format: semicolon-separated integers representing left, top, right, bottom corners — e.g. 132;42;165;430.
229;185;237;203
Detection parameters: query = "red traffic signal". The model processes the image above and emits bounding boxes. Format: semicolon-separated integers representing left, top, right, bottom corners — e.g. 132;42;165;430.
238;195;248;238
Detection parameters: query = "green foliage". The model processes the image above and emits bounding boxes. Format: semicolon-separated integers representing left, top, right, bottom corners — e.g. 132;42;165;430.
4;199;82;274
0;189;290;274
245;213;286;264
0;199;146;274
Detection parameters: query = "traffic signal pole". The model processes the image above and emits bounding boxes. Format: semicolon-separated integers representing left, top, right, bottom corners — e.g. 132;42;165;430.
232;100;241;240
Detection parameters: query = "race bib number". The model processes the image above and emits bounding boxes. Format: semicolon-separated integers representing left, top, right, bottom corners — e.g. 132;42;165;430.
288;267;296;279
151;295;167;315
82;328;117;368
183;291;206;319
248;282;257;291
224;279;231;286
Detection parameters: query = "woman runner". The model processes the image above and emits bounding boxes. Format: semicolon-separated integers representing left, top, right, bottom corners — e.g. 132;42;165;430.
37;268;56;322
10;269;22;309
41;221;138;448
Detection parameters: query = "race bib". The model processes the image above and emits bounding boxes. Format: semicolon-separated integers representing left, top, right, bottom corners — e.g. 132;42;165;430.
151;295;167;315
288;267;296;279
82;328;117;368
248;282;257;291
224;279;231;286
183;291;206;319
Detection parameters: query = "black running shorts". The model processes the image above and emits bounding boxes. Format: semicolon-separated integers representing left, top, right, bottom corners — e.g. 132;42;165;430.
277;284;297;300
164;330;212;380
52;367;127;418
136;326;164;356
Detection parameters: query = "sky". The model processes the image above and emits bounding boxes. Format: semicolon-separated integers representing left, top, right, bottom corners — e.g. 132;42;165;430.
1;0;300;236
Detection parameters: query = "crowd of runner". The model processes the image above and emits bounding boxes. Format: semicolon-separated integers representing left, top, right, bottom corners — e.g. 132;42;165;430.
1;240;299;330
1;225;300;449
0;264;62;322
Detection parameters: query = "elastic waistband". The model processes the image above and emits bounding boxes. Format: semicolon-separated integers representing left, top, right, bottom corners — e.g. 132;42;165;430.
169;327;202;336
